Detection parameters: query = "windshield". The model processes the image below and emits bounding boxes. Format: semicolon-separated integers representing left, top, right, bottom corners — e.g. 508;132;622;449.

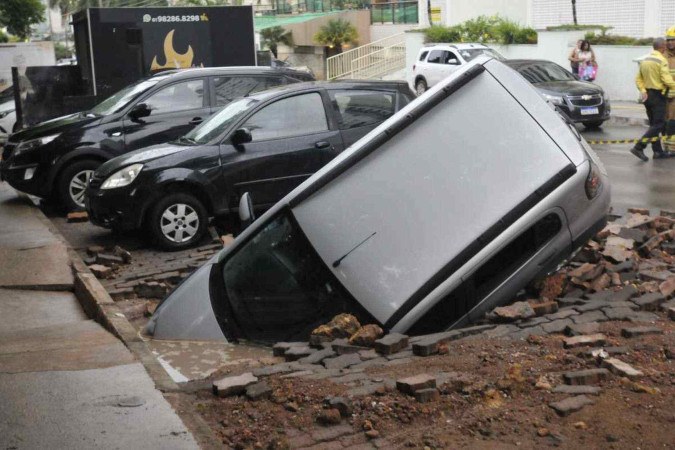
183;97;260;144
515;62;576;83
89;79;161;116
458;48;504;62
220;211;372;343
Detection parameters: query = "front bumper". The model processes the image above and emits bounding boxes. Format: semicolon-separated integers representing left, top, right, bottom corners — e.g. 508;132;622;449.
559;97;611;123
86;182;150;230
0;159;51;197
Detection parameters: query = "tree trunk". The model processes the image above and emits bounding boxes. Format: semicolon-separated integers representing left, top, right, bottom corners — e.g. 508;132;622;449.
572;0;577;25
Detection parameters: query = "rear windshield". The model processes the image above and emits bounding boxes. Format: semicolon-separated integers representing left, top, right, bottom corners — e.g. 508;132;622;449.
513;61;576;83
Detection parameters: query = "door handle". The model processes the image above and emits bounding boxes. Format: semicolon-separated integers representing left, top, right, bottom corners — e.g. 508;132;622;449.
315;141;331;149
189;117;203;125
110;131;122;137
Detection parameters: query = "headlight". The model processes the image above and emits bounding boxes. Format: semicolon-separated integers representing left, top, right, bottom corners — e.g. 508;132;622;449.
14;133;60;156
542;93;564;105
0;109;14;119
101;164;143;189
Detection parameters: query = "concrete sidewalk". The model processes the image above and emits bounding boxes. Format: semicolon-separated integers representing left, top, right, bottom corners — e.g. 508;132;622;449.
610;101;648;126
0;182;198;449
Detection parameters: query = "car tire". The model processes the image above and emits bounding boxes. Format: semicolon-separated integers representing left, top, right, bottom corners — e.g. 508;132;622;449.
58;159;100;211
583;120;604;130
415;79;427;96
148;192;208;251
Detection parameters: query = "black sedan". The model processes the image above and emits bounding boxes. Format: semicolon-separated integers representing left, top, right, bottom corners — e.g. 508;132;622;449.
0;66;314;211
504;59;610;129
85;80;415;249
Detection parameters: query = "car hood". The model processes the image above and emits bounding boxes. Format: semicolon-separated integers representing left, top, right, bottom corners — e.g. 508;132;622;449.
10;112;100;142
533;80;603;97
96;143;186;178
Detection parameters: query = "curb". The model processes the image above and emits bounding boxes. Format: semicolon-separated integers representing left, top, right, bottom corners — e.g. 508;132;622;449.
28;196;222;449
607;114;648;127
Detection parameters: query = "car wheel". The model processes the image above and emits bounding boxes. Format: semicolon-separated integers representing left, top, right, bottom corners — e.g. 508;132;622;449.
583;120;604;130
58;159;100;211
415;79;427;96
148;192;208;251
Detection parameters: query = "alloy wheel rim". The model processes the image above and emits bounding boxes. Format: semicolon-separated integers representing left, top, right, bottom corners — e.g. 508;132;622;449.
160;203;199;243
69;170;94;208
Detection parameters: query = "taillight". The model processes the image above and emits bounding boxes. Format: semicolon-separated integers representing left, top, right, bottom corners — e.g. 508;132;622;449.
585;162;602;199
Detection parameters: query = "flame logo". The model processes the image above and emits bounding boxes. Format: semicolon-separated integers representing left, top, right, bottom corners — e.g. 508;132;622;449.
150;30;194;71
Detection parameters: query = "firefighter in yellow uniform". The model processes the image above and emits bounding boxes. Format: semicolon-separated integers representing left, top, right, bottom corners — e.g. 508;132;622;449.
665;26;675;152
631;38;675;161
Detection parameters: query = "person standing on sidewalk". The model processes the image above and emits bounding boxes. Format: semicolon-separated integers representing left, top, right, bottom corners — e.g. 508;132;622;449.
631;38;675;161
568;40;582;74
664;27;675;153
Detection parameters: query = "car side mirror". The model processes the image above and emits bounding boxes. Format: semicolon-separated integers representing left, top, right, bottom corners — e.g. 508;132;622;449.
447;59;460;65
129;103;151;120
238;192;255;229
231;127;252;147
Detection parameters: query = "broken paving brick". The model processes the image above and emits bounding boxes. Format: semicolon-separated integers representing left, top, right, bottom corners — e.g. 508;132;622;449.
621;326;663;338
537;272;567;300
412;330;463;356
111;245;132;263
414;388;440;403
563;368;610;385
298;348;335;365
590;273;611;292
374;333;409;355
245;381;272;400
134;281;169;298
67;211;89;223
659;276;675;297
638;269;673;282
108;287;135;301
323;353;361;370
96;253;125;266
632;292;666;311
316;408;342;426
530;300;558;316
88;264;113;279
272;342;306;357
552;385;602;395
571;310;608;324
601;358;643;379
284;346;315;361
541;318;574;334
396;374;436;395
563;333;606;348
668;307;675;321
326;397;353;417
568;263;603;281
212;372;258;397
565;322;600;336
549;395;594;416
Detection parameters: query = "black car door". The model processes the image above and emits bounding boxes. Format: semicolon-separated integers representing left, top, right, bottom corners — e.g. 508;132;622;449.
122;78;209;151
327;89;399;148
221;91;344;208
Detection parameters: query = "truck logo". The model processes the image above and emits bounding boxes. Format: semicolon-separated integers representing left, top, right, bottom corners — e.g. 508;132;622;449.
150;29;194;71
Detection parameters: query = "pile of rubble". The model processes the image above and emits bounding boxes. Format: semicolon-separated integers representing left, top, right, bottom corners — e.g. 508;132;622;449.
195;212;674;448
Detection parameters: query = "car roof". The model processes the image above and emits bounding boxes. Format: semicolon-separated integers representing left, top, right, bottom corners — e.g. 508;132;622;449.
241;79;412;101
154;66;312;81
421;43;490;51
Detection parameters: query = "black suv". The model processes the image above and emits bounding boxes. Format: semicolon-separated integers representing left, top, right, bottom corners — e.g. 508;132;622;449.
86;80;415;249
0;67;314;210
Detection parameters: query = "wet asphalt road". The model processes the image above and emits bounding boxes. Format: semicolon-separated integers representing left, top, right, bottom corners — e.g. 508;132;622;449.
580;124;675;213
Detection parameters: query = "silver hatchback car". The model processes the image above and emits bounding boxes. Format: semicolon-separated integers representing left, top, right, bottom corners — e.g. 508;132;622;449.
145;57;610;342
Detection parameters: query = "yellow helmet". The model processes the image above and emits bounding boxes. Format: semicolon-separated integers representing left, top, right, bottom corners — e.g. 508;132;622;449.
667;26;675;39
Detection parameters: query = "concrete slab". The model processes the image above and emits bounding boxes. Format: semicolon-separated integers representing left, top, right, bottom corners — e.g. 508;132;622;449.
0;288;87;333
0;243;74;289
0;320;135;373
0;363;199;449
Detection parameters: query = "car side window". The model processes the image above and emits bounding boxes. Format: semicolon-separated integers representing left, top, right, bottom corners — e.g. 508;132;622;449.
242;93;328;142
445;51;460;65
212;76;284;107
329;90;396;130
419;51;429;61
143;79;204;115
427;50;444;64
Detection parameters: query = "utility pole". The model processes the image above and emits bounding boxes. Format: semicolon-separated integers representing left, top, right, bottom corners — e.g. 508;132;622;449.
572;0;577;25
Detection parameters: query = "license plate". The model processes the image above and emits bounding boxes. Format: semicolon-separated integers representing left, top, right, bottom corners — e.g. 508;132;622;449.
581;107;599;115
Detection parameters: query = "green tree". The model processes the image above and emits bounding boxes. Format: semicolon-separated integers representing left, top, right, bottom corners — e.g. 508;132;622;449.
0;0;45;40
260;26;293;59
314;19;358;54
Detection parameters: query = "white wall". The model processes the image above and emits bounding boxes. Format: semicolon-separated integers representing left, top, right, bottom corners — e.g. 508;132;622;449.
370;24;419;42
405;29;650;100
448;0;530;26
0;42;56;90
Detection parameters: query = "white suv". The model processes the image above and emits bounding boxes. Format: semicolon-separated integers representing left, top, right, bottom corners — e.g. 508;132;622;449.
411;43;504;95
